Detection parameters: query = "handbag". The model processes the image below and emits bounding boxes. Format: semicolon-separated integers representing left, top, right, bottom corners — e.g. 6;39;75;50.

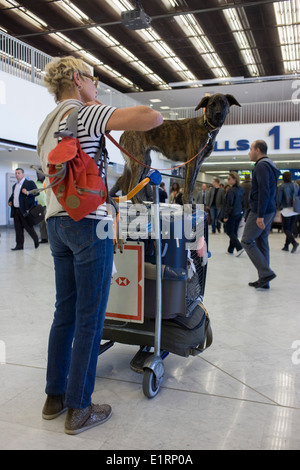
25;204;46;226
161;302;213;357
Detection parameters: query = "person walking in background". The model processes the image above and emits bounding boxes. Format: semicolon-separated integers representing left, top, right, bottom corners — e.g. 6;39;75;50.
8;168;39;251
196;183;207;205
241;140;280;289
293;179;300;238
175;186;184;205
169;182;180;204
277;171;299;253
35;169;48;243
223;171;245;257
206;177;225;233
159;182;168;203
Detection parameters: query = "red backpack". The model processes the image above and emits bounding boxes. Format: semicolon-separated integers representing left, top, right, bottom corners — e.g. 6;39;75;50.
47;107;107;221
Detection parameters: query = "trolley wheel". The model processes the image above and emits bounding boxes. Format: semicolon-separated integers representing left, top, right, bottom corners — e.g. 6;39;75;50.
142;368;160;398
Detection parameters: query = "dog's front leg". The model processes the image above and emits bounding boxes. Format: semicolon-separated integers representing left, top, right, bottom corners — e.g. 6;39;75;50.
126;151;150;203
183;159;200;205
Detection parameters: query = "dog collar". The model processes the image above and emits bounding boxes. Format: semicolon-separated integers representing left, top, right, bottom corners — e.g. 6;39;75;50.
203;112;219;145
204;112;220;133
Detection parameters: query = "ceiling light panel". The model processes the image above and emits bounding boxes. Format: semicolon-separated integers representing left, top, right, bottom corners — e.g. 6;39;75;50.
0;0;152;90
109;0;133;14
88;26;168;88
133;28;197;82
109;0;197;83
274;0;300;73
161;0;229;78
222;8;264;76
55;1;89;22
57;1;171;89
0;0;48;28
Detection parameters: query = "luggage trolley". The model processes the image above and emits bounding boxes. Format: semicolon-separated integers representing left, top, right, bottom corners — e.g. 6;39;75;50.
99;170;212;398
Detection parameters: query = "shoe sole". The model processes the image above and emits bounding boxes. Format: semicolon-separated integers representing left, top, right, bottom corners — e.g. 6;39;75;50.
64;409;112;435
235;249;244;257
42;407;67;420
254;273;276;289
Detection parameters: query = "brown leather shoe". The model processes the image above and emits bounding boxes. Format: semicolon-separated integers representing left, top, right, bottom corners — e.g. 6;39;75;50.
42;394;67;420
65;403;112;435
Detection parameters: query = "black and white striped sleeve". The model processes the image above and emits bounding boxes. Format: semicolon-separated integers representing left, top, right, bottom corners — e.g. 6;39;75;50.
78;105;116;137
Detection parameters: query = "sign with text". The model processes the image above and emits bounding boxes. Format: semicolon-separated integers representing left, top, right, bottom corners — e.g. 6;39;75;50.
212;122;300;156
106;242;144;323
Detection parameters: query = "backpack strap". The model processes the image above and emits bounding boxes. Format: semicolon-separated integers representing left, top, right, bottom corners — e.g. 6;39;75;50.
66;108;110;204
65;107;79;137
60;107;104;168
53;107;79;139
30;108;108;198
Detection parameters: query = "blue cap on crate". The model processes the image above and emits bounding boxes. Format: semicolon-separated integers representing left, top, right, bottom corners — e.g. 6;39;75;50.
147;170;162;186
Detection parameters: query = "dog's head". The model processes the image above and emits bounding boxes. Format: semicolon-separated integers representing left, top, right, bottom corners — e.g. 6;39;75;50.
195;93;241;128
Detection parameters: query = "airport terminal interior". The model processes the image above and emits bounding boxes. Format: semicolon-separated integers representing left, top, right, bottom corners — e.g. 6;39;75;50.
1;0;300;451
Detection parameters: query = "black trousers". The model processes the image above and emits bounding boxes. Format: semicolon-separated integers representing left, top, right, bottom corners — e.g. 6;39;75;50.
13;208;39;248
224;214;243;253
282;215;297;247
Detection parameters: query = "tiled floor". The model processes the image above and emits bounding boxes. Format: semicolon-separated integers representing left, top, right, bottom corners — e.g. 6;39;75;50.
0;225;299;450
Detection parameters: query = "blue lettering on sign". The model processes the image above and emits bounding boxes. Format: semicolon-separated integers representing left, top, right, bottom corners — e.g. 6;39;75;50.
236;139;250;151
225;141;236;151
214;140;251;152
269;125;280;150
214;141;236;152
213;125;299;151
290;138;300;149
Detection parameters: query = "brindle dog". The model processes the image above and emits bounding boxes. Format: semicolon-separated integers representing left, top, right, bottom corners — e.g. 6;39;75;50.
118;93;241;204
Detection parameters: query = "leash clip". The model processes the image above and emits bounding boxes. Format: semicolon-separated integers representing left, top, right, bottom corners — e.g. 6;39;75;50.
206;132;212;145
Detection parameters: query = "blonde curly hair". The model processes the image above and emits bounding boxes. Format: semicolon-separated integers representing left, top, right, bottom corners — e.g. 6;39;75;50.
43;56;92;102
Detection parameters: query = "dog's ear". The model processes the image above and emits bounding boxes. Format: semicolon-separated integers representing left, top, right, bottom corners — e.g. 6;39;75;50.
225;95;241;107
195;96;210;111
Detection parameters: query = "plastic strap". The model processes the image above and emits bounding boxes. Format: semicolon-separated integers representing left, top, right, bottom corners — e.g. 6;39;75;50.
65;107;79;137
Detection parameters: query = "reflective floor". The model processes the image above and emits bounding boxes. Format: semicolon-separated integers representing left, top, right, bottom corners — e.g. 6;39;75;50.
0;225;299;450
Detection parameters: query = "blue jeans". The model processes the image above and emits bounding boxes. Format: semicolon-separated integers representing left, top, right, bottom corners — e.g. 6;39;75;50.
46;216;113;409
210;205;221;233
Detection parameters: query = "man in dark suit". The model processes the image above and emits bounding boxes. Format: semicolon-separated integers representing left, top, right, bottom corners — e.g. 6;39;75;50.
196;183;207;205
8;168;39;250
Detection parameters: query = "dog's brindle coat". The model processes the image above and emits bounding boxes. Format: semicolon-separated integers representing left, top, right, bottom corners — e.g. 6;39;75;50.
118;93;241;204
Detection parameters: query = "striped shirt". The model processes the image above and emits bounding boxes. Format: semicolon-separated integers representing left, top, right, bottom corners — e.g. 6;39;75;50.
58;104;116;219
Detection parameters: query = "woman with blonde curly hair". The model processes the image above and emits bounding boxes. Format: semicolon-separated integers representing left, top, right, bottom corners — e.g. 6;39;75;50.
38;56;163;435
